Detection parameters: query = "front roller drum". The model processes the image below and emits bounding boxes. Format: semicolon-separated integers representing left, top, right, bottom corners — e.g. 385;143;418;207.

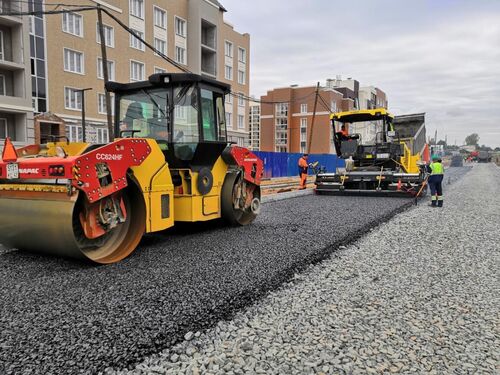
0;185;145;264
221;172;261;226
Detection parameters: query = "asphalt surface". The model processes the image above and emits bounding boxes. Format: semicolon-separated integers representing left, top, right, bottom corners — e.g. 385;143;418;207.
0;168;469;374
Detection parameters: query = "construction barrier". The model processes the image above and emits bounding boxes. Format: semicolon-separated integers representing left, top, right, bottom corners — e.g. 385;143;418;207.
254;151;345;179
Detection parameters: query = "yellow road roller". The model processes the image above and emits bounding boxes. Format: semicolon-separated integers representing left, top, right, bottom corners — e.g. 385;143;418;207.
0;73;263;264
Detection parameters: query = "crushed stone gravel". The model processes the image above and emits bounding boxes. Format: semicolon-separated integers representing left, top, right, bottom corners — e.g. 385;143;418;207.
0;171;429;375
105;165;499;375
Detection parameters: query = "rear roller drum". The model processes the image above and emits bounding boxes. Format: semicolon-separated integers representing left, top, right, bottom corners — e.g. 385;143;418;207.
221;172;261;226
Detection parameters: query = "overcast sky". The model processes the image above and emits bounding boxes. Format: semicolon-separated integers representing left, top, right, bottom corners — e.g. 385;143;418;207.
222;0;500;147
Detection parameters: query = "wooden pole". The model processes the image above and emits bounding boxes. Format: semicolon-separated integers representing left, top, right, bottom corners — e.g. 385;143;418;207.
97;6;114;141
307;82;320;154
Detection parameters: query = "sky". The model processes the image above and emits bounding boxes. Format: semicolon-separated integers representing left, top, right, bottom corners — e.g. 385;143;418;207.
221;0;500;147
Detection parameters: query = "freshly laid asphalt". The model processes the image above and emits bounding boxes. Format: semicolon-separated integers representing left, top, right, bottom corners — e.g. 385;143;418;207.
0;171;468;374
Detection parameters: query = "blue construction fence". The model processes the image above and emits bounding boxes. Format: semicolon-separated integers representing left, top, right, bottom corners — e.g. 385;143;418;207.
254;151;345;179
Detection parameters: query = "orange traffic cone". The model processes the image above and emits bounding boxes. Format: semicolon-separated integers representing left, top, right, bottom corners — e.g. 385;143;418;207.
2;137;18;162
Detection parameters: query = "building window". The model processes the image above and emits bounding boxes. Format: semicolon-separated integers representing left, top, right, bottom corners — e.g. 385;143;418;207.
175;46;186;65
130;29;145;51
154;38;166;56
130;60;145;81
224;65;232;80
238;115;245;129
0;74;5;95
238;70;245;85
0;118;7;139
300;118;307;142
97;58;115;80
153;6;167;29
301;104;307;113
63;49;84;74
66;124;83;142
225;41;233;58
275;103;288;117
64;87;82;110
238;47;246;63
96;127;109;144
331;101;337;113
96;23;114;48
129;0;144;19
0;31;3;60
175;17;187;37
225;112;232;127
225;93;232;105
98;93;114;115
154;67;167;74
62;12;83;37
238;93;245;107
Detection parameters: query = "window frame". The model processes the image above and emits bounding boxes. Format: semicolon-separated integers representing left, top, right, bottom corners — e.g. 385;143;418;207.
154;38;167;56
300;104;308;113
64;87;83;111
63;48;85;75
175;16;187;38
237;114;245;129
130;60;145;82
237;70;246;85
154;66;167;74
225;41;233;58
62;11;83;37
97;57;115;81
224;65;232;80
97;93;114;115
153;6;167;29
129;0;144;20
175;46;186;65
130;29;145;51
96;23;114;48
238;47;247;63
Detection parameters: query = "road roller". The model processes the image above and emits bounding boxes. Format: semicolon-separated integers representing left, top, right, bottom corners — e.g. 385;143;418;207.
0;73;263;264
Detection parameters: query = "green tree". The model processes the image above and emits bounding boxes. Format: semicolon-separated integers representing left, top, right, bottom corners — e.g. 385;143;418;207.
465;133;480;146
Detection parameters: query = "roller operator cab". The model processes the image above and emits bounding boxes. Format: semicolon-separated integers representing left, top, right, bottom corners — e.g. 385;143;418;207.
315;109;428;196
0;73;263;264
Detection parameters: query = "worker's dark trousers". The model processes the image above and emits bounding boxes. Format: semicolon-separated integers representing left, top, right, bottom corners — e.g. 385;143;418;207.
428;174;444;207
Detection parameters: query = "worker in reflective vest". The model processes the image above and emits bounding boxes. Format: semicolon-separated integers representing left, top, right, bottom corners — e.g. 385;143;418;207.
427;155;444;207
298;154;309;190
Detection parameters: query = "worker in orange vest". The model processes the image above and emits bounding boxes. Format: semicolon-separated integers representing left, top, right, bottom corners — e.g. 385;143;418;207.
298;153;309;189
339;125;349;140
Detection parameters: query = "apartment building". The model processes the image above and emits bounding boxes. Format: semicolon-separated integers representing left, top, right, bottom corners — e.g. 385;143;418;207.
248;102;259;150
260;85;346;154
259;78;388;154
29;0;250;145
0;1;34;148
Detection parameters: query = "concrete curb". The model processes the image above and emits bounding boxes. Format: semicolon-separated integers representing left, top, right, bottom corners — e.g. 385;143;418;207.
262;188;314;203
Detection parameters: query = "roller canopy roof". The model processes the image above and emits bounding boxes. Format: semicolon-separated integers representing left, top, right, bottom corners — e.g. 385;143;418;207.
330;108;394;123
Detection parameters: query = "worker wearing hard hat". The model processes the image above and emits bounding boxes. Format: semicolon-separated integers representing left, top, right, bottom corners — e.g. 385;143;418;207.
298;154;309;190
427;155;445;207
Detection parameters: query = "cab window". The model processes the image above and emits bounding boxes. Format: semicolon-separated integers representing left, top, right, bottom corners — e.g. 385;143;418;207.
200;89;217;141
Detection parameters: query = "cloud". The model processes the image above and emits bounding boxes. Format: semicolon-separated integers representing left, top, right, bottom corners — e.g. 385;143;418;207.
222;0;500;146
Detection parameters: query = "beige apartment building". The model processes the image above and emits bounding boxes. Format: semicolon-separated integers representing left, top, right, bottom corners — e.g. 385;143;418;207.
37;0;250;145
0;1;34;149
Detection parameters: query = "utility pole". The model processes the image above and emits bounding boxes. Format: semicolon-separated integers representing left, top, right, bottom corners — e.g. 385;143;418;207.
77;88;93;142
307;82;320;155
97;5;114;141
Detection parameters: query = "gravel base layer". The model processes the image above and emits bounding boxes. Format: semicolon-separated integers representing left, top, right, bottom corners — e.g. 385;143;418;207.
104;165;500;375
0;167;472;375
0;179;421;375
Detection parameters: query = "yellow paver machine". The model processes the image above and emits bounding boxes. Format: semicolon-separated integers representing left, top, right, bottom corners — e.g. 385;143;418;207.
315;109;429;196
0;73;263;263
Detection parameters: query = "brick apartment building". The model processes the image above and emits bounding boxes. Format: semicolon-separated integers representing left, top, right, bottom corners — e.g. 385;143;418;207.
259;77;388;154
5;0;251;147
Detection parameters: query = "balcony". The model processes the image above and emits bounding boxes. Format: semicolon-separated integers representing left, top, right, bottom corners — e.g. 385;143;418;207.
200;20;217;77
0;1;23;21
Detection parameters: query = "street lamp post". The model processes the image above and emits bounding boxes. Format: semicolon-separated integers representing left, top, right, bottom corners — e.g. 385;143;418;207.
77;88;93;142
